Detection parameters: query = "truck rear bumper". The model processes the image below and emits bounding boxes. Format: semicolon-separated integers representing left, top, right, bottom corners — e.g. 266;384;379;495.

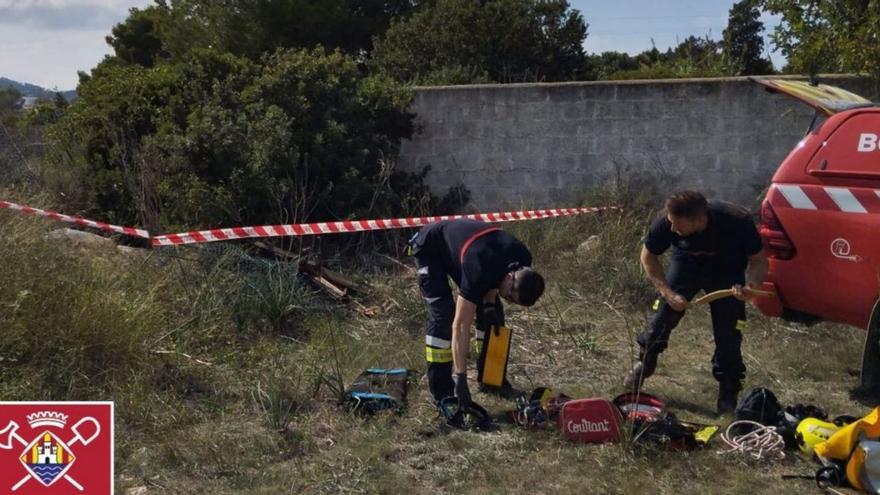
753;281;784;317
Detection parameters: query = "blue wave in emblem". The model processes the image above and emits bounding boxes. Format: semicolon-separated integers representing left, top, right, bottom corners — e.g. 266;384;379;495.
31;464;64;484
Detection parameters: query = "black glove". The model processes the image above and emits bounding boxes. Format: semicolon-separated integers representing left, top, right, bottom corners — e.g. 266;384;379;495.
454;373;472;406
482;301;503;329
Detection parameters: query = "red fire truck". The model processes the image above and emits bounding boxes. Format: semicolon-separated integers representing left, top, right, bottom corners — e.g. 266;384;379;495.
751;78;880;388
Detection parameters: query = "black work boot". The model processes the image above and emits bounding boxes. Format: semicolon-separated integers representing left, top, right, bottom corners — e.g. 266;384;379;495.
716;383;740;416
623;362;647;390
623;350;658;390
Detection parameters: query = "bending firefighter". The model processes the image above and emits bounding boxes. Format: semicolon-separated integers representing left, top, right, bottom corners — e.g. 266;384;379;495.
624;191;768;414
409;219;545;406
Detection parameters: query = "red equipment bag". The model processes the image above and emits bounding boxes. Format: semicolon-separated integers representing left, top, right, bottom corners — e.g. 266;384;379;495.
558;398;623;443
612;392;665;422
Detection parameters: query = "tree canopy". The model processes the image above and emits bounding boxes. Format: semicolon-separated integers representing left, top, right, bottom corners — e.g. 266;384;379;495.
723;0;774;75
46;1;480;233
763;0;880;84
48;47;469;232
104;0;423;68
370;0;588;84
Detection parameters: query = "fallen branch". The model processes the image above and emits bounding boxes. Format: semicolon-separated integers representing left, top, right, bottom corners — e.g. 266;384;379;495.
253;240;298;260
353;300;377;317
253;242;357;290
302;271;349;301
299;259;367;293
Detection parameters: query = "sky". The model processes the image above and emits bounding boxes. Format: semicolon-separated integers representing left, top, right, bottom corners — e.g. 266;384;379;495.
571;0;784;67
0;0;151;90
0;0;785;91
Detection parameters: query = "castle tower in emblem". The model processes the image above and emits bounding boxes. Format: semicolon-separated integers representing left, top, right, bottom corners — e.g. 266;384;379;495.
31;433;64;465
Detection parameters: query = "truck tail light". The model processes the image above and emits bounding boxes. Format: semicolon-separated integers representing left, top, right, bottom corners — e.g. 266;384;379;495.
760;200;795;260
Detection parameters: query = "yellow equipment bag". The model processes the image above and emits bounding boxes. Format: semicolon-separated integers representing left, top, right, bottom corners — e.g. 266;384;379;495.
815;407;880;492
481;325;511;387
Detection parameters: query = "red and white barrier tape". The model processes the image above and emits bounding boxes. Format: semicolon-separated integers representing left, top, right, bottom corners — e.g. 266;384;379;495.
0;200;151;239
150;207;616;246
0;199;617;246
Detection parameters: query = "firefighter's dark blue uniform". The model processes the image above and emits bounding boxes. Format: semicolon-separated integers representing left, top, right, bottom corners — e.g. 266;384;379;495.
638;201;763;392
410;220;532;402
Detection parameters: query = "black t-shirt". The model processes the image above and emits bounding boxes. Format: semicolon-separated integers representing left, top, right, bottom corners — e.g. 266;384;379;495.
414;219;533;304
644;201;762;274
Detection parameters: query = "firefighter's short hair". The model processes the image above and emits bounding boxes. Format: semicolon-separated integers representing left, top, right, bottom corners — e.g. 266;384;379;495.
514;267;544;307
665;190;708;219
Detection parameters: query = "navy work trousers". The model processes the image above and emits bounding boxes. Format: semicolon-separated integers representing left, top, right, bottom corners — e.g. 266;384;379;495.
637;260;747;390
416;254;503;403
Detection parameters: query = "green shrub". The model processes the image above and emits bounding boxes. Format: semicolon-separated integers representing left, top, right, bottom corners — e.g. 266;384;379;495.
44;47;464;234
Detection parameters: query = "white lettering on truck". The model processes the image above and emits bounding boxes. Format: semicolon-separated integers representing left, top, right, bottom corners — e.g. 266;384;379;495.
857;133;878;152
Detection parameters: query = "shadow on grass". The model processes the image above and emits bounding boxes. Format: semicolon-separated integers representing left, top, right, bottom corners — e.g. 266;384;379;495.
663;395;717;418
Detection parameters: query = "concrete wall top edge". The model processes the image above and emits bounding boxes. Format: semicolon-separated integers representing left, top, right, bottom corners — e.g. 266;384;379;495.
412;73;868;92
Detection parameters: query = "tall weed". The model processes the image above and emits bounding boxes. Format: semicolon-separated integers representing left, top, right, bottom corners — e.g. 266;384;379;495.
0;215;167;398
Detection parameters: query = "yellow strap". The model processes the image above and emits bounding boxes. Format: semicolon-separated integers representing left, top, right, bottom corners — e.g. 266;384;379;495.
471;340;483;357
425;346;452;363
736;320;747;331
652;299;660;311
695;425;719;444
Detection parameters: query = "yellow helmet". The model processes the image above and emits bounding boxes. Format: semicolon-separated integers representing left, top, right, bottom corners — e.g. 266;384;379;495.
797;417;841;455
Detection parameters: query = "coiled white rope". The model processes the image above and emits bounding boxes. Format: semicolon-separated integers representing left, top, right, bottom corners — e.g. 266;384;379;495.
717;420;786;460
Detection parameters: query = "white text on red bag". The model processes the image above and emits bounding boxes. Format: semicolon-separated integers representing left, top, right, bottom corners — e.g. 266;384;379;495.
558;398;623;443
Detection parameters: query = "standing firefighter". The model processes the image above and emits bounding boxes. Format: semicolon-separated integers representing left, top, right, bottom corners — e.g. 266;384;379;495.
624;191;768;414
410;219;545;406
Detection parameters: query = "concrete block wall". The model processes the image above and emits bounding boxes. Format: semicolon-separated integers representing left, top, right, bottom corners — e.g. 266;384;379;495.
398;76;875;210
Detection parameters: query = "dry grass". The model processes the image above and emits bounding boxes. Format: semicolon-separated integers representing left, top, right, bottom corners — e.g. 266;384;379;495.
0;203;871;495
